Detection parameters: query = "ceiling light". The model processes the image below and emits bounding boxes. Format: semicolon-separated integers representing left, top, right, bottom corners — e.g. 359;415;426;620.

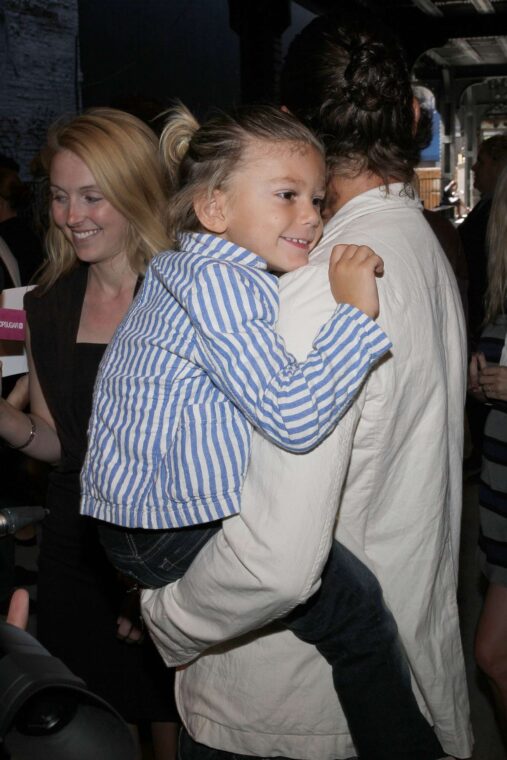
412;0;443;16
453;38;483;63
470;0;495;13
425;48;448;65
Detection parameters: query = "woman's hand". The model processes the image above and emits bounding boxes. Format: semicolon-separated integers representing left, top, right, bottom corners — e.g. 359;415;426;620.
328;244;384;319
468;352;487;401
479;364;507;401
0;336;61;462
7;373;29;410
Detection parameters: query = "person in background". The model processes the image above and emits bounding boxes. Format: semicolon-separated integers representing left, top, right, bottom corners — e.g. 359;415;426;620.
460;135;507;346
0;365;39;613
0;168;44;286
469;162;507;739
0;154;19;172
0;109;179;760
460;135;507;474
422;207;468;315
440;179;466;219
0;165;47;582
412;170;468;314
141;13;471;760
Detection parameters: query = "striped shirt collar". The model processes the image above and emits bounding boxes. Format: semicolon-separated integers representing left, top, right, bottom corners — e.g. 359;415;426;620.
179;232;268;271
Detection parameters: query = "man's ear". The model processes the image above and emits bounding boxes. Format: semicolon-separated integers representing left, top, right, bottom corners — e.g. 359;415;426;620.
194;190;228;235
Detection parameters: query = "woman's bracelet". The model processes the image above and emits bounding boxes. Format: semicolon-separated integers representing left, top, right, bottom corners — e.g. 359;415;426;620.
7;414;37;450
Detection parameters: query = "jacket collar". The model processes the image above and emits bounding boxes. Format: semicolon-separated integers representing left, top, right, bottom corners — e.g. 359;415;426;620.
179;232;268;271
324;183;422;235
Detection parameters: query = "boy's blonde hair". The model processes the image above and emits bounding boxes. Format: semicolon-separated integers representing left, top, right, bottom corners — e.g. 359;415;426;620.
39;108;169;290
159;103;324;248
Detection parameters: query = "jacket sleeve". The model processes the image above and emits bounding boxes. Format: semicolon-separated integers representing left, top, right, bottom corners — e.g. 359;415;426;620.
141;264;364;666
186;260;390;453
141;405;360;666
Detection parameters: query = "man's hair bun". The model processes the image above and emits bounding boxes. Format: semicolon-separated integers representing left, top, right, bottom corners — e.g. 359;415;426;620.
344;41;403;112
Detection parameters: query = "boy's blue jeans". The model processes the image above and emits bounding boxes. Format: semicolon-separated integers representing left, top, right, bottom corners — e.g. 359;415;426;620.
99;522;444;760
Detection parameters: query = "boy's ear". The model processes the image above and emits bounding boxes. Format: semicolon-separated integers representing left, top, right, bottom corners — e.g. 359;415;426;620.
194;190;228;235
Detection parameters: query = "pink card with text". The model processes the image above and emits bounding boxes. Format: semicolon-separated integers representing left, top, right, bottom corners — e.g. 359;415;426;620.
0;308;26;341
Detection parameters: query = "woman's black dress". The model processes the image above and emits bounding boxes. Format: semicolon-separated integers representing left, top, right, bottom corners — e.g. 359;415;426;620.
24;265;177;722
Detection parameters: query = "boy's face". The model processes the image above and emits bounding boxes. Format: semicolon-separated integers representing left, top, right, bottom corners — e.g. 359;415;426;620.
217;138;325;273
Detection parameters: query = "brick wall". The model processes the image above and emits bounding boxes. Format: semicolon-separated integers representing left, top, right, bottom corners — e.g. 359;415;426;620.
0;0;78;177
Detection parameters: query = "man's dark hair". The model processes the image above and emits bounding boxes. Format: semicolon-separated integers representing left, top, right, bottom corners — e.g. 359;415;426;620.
480;134;507;163
280;13;431;185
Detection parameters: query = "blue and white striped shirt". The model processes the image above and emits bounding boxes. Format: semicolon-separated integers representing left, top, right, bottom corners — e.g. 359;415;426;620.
81;232;391;529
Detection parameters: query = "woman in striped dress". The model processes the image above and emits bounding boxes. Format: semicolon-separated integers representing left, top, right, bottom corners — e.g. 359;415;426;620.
469;162;507;734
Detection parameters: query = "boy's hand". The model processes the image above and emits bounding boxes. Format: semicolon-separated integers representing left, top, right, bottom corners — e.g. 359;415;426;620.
329;244;384;319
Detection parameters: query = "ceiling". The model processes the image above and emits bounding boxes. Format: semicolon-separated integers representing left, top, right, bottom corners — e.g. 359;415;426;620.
295;0;507;74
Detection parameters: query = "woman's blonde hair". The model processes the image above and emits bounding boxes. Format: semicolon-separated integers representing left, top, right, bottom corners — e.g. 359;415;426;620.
159;102;324;248
485;162;507;324
39;107;169;290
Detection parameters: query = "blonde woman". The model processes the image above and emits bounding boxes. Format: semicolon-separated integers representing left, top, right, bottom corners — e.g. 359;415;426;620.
0;109;178;759
469;161;507;734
